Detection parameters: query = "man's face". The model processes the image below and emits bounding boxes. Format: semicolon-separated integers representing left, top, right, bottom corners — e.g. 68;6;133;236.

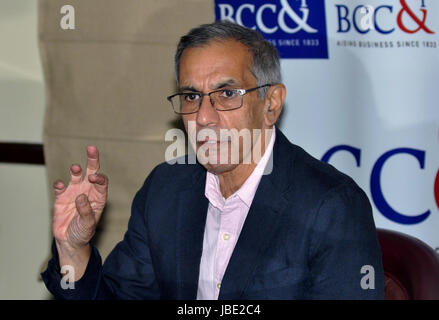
179;39;267;174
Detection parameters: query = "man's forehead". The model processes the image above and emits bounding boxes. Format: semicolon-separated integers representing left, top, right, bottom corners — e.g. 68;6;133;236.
178;40;255;90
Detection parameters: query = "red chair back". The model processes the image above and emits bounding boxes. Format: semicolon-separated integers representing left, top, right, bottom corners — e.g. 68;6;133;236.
377;228;439;300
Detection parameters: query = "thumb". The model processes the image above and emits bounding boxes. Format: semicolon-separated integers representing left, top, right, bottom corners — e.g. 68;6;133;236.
75;194;94;224
67;194;96;248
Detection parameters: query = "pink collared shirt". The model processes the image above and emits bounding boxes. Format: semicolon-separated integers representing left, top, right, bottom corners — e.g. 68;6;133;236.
196;128;276;300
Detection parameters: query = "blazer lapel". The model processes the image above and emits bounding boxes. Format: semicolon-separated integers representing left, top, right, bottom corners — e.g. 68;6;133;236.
218;128;295;299
218;176;288;299
175;166;209;299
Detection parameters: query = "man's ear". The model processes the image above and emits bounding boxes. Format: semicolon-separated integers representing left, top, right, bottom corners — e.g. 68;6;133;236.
263;84;286;127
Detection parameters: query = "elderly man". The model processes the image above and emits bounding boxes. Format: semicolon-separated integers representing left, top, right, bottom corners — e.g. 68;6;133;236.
42;21;384;299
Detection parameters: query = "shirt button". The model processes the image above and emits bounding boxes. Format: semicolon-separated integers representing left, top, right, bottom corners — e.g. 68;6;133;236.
217;282;221;290
222;233;230;241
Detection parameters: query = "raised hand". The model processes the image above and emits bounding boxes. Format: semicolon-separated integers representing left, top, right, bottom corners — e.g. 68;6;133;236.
52;146;108;264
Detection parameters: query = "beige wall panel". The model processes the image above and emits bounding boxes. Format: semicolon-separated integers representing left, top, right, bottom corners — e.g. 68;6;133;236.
39;0;214;43
41;41;179;139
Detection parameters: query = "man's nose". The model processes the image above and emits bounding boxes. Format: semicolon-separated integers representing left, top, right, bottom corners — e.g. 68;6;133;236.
196;95;219;127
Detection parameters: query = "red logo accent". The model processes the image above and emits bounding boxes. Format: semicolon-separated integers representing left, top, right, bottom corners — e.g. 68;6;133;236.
435;169;439;210
397;0;435;34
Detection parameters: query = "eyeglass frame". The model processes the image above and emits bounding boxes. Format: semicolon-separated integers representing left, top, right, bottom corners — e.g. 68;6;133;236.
167;84;273;115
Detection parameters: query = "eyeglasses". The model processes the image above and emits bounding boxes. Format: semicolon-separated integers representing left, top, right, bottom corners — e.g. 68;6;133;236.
167;84;272;115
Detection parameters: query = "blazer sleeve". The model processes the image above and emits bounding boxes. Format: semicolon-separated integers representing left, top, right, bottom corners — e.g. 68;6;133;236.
41;168;161;299
305;182;385;300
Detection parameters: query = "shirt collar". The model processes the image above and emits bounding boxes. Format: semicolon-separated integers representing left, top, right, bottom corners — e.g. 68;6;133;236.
205;127;276;210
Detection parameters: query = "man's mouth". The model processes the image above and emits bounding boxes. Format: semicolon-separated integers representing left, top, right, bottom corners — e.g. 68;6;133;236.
198;137;230;146
198;139;219;146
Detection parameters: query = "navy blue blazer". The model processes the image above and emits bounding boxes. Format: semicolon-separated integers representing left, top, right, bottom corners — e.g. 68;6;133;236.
42;128;385;299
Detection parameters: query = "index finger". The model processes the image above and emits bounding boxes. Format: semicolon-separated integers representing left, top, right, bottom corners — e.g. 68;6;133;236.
85;145;100;176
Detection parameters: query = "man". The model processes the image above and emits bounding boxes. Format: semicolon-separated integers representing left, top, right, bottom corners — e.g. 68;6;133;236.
42;21;384;299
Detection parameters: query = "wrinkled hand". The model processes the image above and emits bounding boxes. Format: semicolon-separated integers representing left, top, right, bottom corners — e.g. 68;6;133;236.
52;146;108;252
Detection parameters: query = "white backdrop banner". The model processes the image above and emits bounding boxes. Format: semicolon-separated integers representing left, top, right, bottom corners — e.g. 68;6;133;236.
215;0;439;251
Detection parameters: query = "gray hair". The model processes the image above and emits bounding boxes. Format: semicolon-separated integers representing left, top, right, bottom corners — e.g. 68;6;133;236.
175;20;282;99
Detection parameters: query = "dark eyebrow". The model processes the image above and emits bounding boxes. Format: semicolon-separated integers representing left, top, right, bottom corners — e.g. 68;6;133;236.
178;79;239;93
178;86;200;93
212;79;239;90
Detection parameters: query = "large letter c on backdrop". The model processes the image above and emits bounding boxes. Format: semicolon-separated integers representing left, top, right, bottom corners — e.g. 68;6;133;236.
321;145;361;167
370;148;430;225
